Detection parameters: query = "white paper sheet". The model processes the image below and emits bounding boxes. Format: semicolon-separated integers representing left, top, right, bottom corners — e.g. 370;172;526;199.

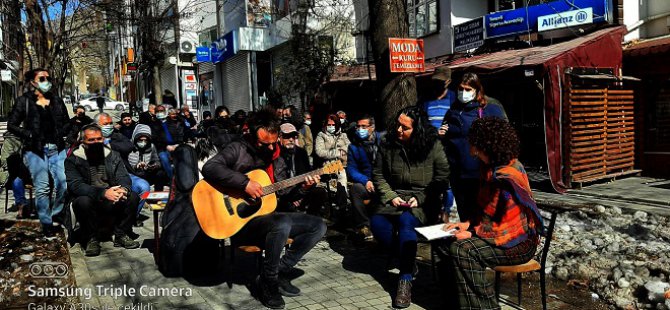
415;224;458;241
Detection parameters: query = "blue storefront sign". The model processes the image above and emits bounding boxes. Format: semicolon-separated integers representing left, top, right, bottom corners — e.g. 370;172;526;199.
196;46;211;62
211;31;238;64
485;0;612;39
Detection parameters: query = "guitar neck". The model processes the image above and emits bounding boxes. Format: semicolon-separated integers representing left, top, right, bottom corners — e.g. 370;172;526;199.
262;168;328;195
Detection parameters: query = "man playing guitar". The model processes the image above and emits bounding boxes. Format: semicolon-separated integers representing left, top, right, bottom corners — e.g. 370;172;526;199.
201;108;327;309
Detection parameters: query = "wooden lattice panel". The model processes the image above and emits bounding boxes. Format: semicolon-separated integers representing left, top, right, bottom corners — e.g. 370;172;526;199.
568;88;635;183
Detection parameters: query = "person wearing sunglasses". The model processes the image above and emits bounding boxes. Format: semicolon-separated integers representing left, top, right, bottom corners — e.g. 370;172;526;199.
8;68;71;236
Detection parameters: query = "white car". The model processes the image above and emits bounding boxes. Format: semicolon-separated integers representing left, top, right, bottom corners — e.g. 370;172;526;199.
78;97;129;112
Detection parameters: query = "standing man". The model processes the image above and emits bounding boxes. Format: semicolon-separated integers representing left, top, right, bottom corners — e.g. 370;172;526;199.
8;68;70;236
96;93;105;113
66;124;140;256
202;109;326;309
424;66;456;218
346;115;383;240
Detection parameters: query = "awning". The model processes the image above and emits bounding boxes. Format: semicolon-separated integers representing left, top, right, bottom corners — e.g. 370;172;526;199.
624;35;670;57
445;27;626;71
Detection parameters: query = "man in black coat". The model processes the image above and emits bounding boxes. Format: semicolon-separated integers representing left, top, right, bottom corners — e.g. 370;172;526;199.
276;123;327;215
202;109;326;309
8;68;70;236
66;124;140;257
96;95;105;113
66;105;94;146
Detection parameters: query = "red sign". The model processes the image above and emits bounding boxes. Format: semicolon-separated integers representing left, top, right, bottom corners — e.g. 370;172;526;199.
389;38;425;73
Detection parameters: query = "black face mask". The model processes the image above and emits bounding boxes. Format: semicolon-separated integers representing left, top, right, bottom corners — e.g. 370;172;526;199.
256;144;275;163
84;142;105;164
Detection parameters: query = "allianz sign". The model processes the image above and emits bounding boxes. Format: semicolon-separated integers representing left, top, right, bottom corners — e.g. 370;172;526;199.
538;7;593;32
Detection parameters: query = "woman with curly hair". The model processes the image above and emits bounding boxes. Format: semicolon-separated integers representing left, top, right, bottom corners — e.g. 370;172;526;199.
437;117;544;310
443;72;507;223
371;106;450;308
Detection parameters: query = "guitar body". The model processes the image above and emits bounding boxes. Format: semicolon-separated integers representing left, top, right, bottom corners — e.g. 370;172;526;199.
192;169;277;239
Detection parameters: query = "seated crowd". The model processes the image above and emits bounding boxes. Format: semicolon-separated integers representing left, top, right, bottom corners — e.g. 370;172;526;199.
6;68;545;310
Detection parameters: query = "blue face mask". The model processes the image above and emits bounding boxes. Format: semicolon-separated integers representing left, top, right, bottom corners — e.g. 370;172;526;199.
101;125;114;138
356;128;369;139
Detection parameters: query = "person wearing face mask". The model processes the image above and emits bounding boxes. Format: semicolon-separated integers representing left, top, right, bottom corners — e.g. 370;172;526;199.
202;108;326;309
66;124;140;256
346;115;384;240
94;113;134;157
147;105;179;181
66;105;94;146
442;72;507;224
180;105;197;141
207;105;239;150
124;124;166;225
115;112;136;140
8;68;70;236
314;114;350;194
282;105;313;158
276;123;328;215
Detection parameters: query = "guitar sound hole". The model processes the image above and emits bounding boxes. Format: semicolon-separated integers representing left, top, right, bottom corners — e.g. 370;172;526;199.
237;198;262;218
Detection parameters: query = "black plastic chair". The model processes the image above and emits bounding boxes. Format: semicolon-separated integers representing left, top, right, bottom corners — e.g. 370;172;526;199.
493;209;559;310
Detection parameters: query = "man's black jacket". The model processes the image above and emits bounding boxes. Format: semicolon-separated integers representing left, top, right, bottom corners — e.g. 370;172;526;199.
65;145;132;201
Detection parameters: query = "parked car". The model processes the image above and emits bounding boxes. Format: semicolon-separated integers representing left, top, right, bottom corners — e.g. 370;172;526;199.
78;97;129;112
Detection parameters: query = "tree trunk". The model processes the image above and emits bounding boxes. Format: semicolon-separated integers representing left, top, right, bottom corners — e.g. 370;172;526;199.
367;0;417;128
152;65;163;105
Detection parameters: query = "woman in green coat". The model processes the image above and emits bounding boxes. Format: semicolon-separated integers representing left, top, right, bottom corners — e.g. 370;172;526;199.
371;106;450;308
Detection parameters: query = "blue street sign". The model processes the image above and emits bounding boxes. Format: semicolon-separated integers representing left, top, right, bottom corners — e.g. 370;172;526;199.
196;46;211;62
485;0;611;39
211;31;238;63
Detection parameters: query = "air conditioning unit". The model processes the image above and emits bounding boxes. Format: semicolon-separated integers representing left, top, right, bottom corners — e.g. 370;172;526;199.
180;40;196;54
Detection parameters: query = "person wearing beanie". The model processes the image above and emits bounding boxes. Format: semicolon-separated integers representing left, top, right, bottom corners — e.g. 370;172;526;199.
124;124;166;225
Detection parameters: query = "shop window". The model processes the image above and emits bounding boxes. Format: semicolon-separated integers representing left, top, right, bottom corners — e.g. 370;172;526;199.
407;0;439;38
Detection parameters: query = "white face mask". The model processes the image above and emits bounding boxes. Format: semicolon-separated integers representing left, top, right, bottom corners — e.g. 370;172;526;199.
339;118;345;124
326;126;336;134
304;120;311;126
458;90;476;103
136;141;147;149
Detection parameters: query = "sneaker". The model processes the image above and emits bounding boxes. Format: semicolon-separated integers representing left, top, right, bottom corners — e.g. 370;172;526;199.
113;234;140;249
278;267;305;280
8;203;21;212
393;278;412;309
85;238;101;257
357;226;374;241
278;276;301;297
252;275;285;309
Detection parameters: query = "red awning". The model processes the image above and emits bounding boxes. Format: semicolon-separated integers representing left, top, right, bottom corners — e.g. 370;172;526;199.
624;35;670;57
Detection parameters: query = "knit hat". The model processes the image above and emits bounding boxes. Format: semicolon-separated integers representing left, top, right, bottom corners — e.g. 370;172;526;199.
432;66;452;81
132;124;152;142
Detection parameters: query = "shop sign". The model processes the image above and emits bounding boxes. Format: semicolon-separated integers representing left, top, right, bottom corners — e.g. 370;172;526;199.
485;0;610;39
123;75;132;82
126;62;138;72
211;31;238;64
454;17;485;53
196;46;211;62
388;38;425;73
538;7;593;32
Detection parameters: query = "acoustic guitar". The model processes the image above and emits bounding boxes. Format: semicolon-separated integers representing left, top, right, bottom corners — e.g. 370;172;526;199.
192;160;344;239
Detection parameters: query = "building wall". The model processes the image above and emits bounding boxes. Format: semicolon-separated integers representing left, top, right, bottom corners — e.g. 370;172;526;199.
623;0;670;42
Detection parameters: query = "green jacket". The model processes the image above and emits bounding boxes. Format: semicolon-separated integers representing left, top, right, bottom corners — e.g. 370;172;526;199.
372;139;450;224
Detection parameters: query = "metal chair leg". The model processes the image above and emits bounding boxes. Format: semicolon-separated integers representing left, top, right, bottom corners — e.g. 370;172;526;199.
494;271;501;300
540;269;547;310
517;273;523;306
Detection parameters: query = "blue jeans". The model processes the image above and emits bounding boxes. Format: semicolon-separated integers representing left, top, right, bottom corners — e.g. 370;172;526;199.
24;147;67;226
370;211;421;275
12;177;27;206
443;188;454;214
129;174;150;215
158;151;173;180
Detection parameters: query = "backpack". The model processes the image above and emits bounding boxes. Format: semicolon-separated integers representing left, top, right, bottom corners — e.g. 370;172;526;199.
0;99;29;186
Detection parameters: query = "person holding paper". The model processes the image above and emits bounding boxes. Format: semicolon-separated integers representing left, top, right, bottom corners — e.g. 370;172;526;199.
437;117;545;309
370;106;450;309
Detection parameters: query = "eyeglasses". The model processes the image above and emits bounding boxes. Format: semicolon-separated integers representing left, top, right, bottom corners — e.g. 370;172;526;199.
282;134;298;140
38;76;53;82
355;125;370;129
